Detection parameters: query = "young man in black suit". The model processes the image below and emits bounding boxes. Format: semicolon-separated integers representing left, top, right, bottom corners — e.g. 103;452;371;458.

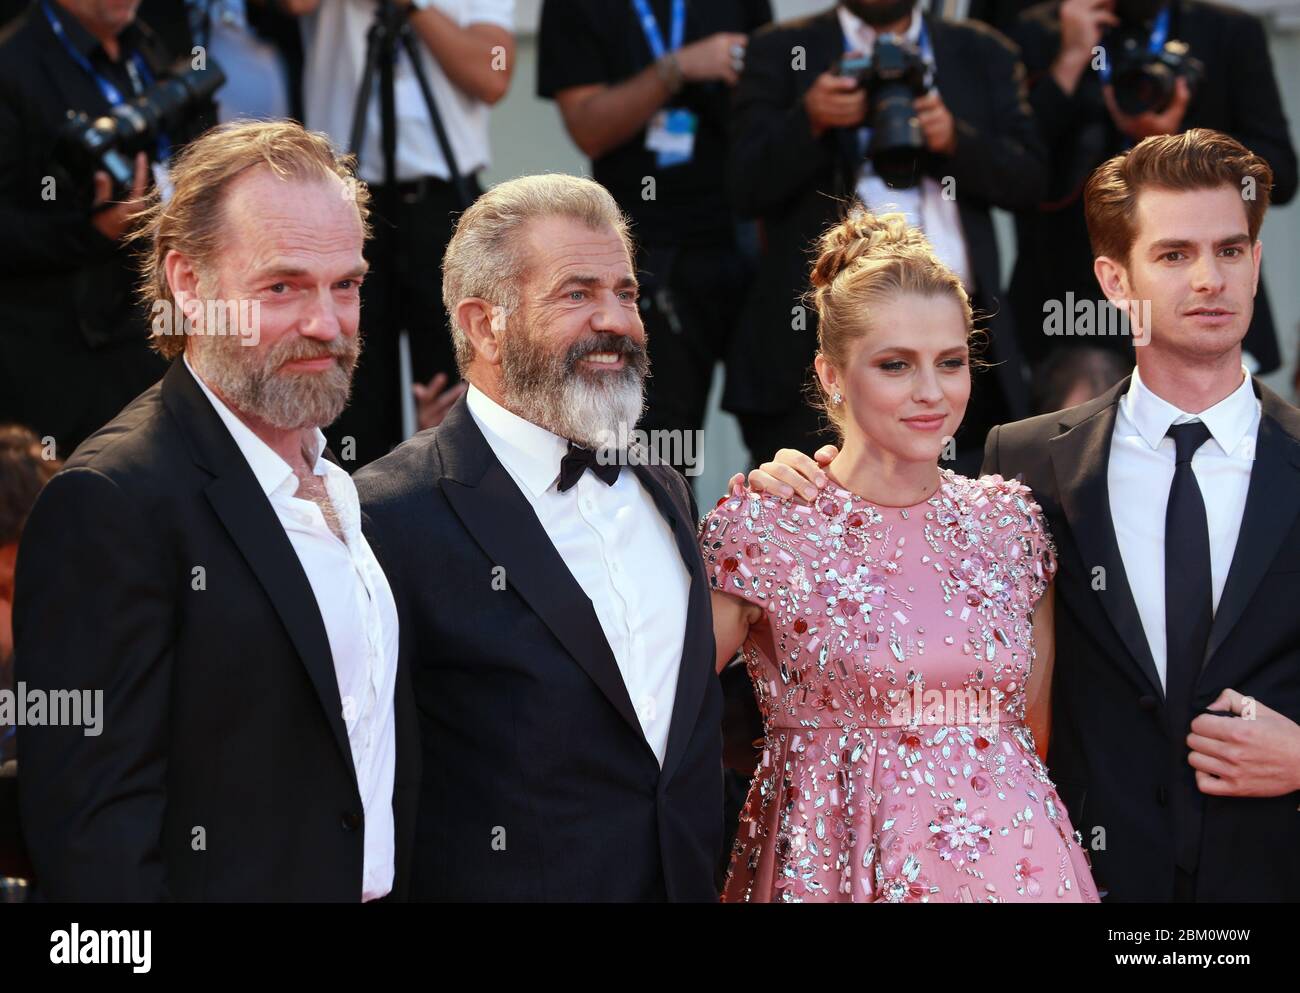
354;174;723;902
758;129;1300;902
1006;0;1297;374
727;0;1048;470
13;120;419;901
983;129;1300;902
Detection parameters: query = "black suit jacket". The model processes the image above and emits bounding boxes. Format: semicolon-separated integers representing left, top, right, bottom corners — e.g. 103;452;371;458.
1007;0;1298;372
725;7;1047;426
354;398;724;902
13;359;420;901
983;377;1300;901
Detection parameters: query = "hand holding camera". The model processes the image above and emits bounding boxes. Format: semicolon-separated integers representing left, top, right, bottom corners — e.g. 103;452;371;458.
804;70;868;138
89;151;149;242
1104;73;1191;139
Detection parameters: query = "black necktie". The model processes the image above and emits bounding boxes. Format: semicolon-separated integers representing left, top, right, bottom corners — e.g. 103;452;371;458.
1164;420;1214;875
557;442;620;493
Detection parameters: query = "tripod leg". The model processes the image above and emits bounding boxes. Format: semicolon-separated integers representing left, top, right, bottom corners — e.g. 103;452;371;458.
398;26;471;210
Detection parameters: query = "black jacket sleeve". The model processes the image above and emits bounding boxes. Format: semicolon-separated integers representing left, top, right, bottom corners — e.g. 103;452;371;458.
0;92;119;274
1224;12;1297;205
939;29;1048;209
14;467;175;901
728;26;836;218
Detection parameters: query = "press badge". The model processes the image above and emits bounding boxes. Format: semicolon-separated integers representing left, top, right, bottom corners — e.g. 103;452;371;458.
646;108;697;168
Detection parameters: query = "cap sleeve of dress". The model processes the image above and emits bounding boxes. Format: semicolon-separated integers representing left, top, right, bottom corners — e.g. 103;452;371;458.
981;473;1057;612
699;484;782;607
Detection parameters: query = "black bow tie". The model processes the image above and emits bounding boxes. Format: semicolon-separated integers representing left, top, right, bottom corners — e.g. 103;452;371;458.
557;442;621;492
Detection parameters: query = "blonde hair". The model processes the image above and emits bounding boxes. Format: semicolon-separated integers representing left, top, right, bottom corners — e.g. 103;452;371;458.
129;119;371;360
807;208;975;435
441;173;634;376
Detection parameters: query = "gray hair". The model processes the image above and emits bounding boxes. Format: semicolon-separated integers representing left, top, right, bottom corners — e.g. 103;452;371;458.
441;174;635;376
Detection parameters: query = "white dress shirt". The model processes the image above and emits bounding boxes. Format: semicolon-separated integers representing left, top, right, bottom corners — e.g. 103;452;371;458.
838;2;975;291
301;0;515;183
184;356;399;901
1107;365;1259;690
465;385;690;765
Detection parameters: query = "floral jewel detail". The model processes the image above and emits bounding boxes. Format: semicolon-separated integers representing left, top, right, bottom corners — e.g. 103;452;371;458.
928;797;993;867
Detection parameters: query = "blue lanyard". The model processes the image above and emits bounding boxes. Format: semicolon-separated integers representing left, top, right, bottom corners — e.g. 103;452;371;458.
1099;4;1171;83
42;1;155;106
42;1;170;161
632;0;686;61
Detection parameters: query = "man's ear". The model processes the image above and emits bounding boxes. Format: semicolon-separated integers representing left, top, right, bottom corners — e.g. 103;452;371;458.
163;250;205;332
457;298;504;366
1093;254;1130;306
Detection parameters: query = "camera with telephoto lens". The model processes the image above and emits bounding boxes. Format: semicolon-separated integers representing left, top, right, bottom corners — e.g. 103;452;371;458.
1106;30;1203;116
53;57;225;203
832;34;933;189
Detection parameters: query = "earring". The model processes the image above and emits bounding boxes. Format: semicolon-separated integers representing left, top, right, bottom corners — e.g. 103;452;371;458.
831;391;843;405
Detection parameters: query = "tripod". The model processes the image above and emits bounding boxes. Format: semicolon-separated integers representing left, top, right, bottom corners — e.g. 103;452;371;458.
347;0;472;441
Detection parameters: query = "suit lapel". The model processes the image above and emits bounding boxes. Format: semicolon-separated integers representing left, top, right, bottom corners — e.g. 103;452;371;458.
162;360;358;791
631;464;712;783
436;402;652;756
1202;383;1300;670
1049;380;1165;700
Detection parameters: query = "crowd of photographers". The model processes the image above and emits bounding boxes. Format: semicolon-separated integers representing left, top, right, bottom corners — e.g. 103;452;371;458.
0;0;1294;469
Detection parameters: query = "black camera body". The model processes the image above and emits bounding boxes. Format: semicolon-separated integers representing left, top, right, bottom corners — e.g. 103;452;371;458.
1106;30;1203;116
833;35;933;189
53;58;225;202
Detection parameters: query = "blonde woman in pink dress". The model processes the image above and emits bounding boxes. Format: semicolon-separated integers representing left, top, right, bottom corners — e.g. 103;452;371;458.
702;210;1099;904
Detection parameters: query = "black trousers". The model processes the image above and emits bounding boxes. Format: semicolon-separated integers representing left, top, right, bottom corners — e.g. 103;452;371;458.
0;323;165;461
1174;865;1197;903
637;240;754;477
737;404;836;473
328;173;482;470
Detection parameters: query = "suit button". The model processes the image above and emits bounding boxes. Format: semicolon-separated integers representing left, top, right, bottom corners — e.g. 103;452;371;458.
1138;695;1159;712
341;810;362;831
1156;786;1169;806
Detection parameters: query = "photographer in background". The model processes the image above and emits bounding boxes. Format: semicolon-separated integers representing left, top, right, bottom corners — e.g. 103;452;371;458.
537;0;773;478
729;0;1047;471
290;0;516;468
0;0;214;459
1007;0;1297;374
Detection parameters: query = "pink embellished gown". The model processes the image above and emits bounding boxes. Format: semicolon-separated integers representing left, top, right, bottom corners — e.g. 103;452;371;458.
701;470;1099;903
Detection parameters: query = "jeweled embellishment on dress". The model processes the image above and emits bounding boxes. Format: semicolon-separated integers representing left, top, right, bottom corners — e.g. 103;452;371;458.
700;470;1099;903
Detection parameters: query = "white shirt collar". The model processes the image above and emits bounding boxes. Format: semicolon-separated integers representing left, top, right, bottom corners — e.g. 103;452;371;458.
182;353;328;497
1122;364;1258;457
838;1;923;51
464;384;570;498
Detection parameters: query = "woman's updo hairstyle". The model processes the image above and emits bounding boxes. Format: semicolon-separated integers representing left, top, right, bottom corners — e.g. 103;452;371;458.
806;207;979;435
